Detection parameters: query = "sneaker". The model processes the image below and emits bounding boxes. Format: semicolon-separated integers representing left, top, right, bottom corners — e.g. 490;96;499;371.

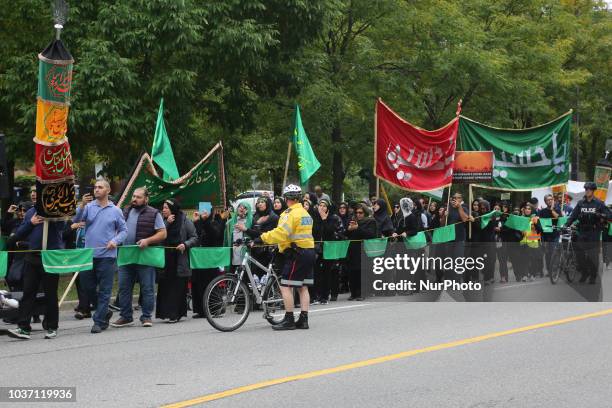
167;319;178;324
142;319;153;327
355;297;364;301
91;325;102;334
105;311;113;325
311;300;321;305
521;276;528;282
110;317;134;328
192;313;204;319
320;299;328;305
347;296;356;301
44;330;57;339
8;328;31;340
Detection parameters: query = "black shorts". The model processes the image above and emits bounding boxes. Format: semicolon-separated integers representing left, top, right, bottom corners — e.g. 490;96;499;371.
280;248;315;287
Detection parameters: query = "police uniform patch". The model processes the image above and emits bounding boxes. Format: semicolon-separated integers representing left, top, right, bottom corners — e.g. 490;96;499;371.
301;217;313;226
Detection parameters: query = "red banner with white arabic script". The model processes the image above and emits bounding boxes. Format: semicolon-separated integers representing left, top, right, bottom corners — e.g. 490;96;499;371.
374;99;458;191
35;139;74;183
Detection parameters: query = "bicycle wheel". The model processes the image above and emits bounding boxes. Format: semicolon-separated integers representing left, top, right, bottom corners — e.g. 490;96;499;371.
204;274;251;332
565;248;577;283
549;244;562;284
262;274;285;325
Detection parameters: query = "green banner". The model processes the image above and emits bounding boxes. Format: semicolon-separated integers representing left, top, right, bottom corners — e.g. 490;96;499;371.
539;218;554;233
404;232;427;250
42;248;93;274
364;238;388;257
38;60;72;103
122;149;223;208
323;240;350;260
459;113;571;190
432;225;455;244
190;247;230;269
118;246;165;268
0;252;7;279
505;215;531;232
480;210;502;229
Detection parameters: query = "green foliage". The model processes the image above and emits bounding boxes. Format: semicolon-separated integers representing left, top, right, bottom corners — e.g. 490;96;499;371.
0;0;610;200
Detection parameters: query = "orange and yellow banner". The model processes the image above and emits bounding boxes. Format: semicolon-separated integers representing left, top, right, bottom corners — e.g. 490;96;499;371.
35;98;69;145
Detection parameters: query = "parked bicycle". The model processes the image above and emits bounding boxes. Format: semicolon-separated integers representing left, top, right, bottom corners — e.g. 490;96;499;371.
203;239;285;332
550;226;578;284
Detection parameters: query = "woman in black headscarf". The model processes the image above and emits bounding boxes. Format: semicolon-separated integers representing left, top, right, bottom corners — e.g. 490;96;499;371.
372;198;394;237
157;199;198;323
272;196;287;218
240;196;279;276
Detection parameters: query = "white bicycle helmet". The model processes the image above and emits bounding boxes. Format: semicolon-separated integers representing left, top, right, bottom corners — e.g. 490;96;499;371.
282;184;302;200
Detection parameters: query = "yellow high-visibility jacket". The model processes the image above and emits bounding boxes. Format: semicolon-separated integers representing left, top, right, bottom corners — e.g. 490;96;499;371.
260;203;314;253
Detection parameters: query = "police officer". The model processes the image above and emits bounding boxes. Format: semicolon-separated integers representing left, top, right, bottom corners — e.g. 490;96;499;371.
253;184;315;330
564;182;611;283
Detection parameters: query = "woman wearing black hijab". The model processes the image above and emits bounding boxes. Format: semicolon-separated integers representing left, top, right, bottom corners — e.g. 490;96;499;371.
272;196;287;218
372;198;394;237
157;199;198;323
240;196;279;276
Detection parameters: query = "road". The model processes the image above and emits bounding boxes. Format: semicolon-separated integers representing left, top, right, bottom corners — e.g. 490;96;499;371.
1;293;612;408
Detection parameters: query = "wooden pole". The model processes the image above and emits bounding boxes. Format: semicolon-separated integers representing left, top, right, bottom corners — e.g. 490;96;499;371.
42;220;49;250
58;272;79;308
376;177;380;199
379;181;393;214
282;142;292;189
445;185;452;225
468;184;473;239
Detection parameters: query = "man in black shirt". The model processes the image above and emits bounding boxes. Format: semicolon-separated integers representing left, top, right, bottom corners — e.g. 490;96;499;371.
539;194;560;277
443;193;470;281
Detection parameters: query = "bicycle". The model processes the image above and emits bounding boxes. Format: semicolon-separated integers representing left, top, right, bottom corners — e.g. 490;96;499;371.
550;226;578;284
203;240;285;332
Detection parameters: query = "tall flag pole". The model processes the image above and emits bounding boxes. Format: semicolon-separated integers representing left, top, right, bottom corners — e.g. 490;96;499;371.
34;0;77;231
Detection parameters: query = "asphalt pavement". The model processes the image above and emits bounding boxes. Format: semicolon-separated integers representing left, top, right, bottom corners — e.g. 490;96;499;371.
1;290;612;408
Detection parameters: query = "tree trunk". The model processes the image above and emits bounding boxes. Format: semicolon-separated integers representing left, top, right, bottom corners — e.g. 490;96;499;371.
331;125;344;204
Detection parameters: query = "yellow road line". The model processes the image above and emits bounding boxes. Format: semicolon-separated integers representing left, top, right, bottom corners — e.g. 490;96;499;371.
161;308;612;408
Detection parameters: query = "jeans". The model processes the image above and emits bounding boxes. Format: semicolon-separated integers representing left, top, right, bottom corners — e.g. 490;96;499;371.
80;257;117;328
18;256;59;332
118;264;156;322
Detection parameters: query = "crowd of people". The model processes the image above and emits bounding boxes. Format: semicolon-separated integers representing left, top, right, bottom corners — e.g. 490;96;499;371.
1;180;610;339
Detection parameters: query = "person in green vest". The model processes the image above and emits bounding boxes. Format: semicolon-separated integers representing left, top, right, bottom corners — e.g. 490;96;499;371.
519;203;543;282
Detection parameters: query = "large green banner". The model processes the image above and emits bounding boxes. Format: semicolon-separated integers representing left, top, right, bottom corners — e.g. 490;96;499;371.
119;144;225;208
458;112;572;190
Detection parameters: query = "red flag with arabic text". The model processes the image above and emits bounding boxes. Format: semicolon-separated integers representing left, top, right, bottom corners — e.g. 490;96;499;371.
375;99;458;191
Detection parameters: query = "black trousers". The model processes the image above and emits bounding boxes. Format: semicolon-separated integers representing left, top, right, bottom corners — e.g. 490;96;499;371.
575;239;600;279
314;257;336;301
18;257;59;331
496;243;509;280
349;267;361;298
